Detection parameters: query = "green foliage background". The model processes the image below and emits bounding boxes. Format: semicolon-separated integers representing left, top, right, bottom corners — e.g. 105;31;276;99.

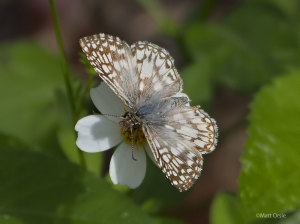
0;0;299;223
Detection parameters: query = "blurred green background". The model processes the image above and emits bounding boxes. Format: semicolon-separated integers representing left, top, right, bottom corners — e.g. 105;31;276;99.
0;0;299;223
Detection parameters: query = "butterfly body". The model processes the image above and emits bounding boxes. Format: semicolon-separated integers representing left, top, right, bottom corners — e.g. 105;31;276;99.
80;33;218;191
120;111;141;132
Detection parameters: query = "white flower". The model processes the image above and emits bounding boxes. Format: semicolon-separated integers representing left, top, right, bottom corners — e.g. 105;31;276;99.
75;82;154;189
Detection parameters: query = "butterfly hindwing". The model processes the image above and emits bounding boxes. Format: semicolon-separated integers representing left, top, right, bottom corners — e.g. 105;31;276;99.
170;106;218;154
142;103;217;191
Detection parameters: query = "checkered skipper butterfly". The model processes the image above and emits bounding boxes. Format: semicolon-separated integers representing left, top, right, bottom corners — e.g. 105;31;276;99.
80;33;218;191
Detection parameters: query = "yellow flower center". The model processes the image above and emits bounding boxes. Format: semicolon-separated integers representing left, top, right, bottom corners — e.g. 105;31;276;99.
120;125;147;150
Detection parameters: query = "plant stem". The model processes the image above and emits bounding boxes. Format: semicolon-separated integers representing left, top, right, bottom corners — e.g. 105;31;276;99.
49;0;76;116
49;0;86;169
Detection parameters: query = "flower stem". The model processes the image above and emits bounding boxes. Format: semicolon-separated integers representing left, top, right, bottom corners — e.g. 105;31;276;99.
49;0;75;115
49;0;86;169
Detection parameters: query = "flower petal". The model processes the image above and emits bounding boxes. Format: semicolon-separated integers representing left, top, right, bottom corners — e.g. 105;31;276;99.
143;144;157;165
90;82;126;123
109;143;146;189
75;115;122;152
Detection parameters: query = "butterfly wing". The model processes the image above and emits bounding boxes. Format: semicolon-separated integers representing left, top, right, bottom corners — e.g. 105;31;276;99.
81;35;186;108
142;104;217;191
130;42;184;109
80;34;138;108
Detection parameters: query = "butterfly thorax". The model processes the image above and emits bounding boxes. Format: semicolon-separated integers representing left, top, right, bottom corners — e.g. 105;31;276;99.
119;112;147;149
120;112;140;131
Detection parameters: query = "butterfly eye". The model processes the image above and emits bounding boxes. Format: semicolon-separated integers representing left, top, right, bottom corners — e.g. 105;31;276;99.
132;123;140;130
122;112;129;118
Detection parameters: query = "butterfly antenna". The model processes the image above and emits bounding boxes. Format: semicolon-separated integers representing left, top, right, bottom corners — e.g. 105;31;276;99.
130;128;137;161
100;113;124;119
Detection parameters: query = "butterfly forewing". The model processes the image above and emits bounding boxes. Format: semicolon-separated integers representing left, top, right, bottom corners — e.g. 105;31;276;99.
131;42;183;108
80;34;138;108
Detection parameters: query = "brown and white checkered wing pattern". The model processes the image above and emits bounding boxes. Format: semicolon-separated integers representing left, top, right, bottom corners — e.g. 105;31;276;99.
131;42;183;106
80;34;138;108
80;35;184;108
143;106;217;191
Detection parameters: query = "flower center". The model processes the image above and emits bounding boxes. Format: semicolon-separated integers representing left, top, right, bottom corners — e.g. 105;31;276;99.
120;125;147;150
119;111;147;150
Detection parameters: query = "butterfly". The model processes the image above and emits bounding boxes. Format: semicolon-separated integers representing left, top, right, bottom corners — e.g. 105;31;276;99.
79;33;218;191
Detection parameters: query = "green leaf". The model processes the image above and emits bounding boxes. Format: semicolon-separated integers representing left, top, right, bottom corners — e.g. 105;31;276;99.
239;71;300;221
223;4;300;69
0;215;22;224
184;23;270;95
183;4;300;96
279;210;300;224
0;134;157;224
57;126;103;176
210;192;245;224
181;57;215;107
0;41;64;151
156;217;187;224
245;0;300;17
133;157;186;214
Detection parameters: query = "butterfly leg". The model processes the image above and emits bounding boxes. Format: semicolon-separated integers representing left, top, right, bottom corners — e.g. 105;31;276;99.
130;127;137;161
